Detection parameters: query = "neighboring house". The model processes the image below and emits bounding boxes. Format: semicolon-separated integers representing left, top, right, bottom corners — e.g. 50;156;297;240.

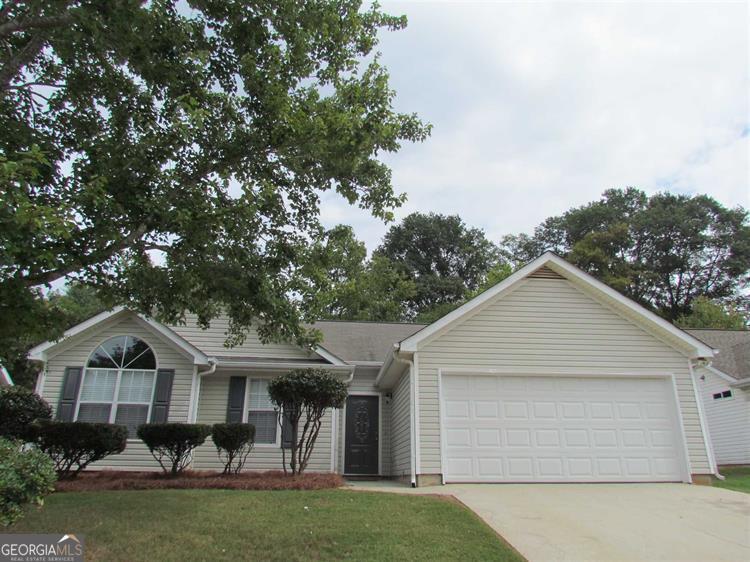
29;252;719;485
0;365;13;386
686;329;750;466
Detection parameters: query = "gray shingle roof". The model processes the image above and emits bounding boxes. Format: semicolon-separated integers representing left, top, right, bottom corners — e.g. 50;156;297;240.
311;321;426;363
686;329;750;380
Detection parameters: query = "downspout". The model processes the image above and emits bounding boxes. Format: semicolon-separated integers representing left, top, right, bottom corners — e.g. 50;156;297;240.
393;350;417;487
688;358;722;480
185;358;217;468
333;366;356;475
193;358;217;423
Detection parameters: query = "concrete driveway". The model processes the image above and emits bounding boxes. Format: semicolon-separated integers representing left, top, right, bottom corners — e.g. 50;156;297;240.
444;483;750;562
348;481;750;561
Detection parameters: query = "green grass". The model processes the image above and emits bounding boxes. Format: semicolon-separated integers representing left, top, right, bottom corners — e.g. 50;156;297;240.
9;489;523;561
716;465;750;494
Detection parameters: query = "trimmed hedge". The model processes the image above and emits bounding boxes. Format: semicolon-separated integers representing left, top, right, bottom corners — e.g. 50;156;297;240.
137;423;211;476
32;421;127;479
0;438;57;526
212;423;255;474
0;386;52;441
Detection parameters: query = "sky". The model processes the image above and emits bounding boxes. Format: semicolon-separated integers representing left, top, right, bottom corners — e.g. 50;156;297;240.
319;0;750;252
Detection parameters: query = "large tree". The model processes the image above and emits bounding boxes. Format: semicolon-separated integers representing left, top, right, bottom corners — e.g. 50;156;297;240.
0;1;429;364
501;188;750;320
376;212;501;317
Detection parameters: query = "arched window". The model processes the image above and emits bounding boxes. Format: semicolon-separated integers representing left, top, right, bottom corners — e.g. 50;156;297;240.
77;336;157;434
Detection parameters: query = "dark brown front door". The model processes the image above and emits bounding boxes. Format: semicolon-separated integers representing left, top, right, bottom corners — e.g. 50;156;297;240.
345;395;379;474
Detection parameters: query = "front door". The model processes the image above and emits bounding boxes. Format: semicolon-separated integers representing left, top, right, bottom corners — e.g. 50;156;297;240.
345;395;379;474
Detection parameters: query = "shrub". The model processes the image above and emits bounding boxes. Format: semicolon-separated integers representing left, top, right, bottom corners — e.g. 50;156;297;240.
212;423;255;474
0;386;52;441
137;424;211;476
268;369;347;475
33;422;128;479
0;438;57;525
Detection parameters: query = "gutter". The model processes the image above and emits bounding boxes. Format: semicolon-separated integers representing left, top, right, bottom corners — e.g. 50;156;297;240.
374;349;395;388
207;359;353;372
197;358;218;378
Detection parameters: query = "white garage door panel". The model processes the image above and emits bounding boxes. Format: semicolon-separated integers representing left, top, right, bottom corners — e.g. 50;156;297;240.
442;375;686;482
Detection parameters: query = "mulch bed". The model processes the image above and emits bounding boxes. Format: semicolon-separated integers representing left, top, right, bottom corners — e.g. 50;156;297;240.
55;470;345;492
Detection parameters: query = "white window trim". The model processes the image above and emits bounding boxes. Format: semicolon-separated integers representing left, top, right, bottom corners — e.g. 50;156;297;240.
712;389;734;401
75;368;158;438
242;377;281;448
75;334;159;440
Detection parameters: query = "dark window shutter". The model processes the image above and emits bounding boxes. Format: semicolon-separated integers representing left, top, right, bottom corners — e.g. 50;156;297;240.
57;367;83;421
281;411;295;449
226;376;246;423
150;369;175;423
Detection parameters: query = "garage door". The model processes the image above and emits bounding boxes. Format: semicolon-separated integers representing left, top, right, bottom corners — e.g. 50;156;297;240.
441;374;687;482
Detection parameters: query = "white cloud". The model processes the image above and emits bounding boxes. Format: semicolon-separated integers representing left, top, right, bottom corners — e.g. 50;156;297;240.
321;0;750;250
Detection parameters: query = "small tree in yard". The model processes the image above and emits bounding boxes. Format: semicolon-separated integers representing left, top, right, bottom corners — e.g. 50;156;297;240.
33;422;127;479
137;424;211;476
212;423;255;475
0;386;52;441
268;369;348;475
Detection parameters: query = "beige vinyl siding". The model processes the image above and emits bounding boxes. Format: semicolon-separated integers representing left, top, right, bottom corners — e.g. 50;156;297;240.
390;371;412;478
335;366;389;475
417;277;712;476
41;314;195;470
698;368;750;465
170;314;317;360
192;374;333;472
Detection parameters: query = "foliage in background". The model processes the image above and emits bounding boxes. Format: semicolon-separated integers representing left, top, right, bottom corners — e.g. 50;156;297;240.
305;226;416;321
268;369;348;475
0;438;57;526
0;386;51;440
0;0;429;371
414;262;514;323
1;283;107;389
137;423;211;476
212;423;255;475
676;296;748;330
33;421;127;479
375;212;503;318
501;188;750;321
47;284;107;327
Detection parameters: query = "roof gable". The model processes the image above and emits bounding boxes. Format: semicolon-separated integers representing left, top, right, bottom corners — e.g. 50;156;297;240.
28;308;210;365
399;252;714;359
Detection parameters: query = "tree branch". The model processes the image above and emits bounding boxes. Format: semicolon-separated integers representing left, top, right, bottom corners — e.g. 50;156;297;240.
0;32;46;91
24;224;149;287
0;13;74;38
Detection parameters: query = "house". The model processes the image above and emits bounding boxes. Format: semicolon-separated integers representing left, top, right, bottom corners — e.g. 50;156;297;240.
686;329;750;466
28;252;719;485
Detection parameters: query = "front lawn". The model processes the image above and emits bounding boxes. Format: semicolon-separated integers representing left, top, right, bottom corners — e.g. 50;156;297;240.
716;465;750;493
9;489;522;561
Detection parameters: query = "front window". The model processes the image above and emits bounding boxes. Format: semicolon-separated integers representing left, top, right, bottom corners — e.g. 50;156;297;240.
77;336;157;434
246;379;278;445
